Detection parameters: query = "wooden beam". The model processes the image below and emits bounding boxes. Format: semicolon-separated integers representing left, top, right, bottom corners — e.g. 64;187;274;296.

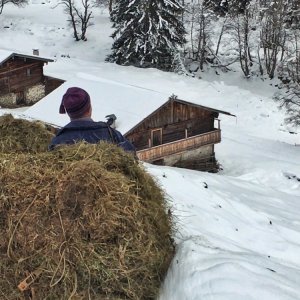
137;129;221;162
0;63;42;75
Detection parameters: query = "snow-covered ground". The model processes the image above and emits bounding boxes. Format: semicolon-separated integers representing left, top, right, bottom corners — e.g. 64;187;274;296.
1;1;300;299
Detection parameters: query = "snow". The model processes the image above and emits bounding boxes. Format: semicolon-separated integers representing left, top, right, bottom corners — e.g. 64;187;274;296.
0;49;53;65
25;73;232;134
1;1;300;299
0;49;12;63
150;137;300;299
25;75;169;134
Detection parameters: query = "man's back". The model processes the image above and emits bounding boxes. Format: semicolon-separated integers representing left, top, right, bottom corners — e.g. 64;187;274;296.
49;86;135;152
49;119;135;152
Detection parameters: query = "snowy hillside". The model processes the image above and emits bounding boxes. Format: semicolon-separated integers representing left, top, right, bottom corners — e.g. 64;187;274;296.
1;1;300;299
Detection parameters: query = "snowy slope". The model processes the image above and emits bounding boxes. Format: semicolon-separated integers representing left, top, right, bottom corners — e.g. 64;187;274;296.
149;133;300;299
1;1;300;299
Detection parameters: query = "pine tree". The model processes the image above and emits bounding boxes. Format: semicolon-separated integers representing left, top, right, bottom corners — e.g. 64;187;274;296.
107;0;186;71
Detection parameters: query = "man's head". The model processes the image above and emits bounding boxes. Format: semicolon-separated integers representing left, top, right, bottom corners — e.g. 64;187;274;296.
59;87;91;119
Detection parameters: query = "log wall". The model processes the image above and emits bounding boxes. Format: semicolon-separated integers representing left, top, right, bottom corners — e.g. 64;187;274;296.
45;77;65;96
126;100;218;150
0;57;44;95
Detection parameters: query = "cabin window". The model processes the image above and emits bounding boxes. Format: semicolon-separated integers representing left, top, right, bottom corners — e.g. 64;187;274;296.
26;68;31;76
151;129;162;147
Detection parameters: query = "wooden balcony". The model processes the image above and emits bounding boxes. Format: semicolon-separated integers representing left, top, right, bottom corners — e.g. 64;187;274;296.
137;129;221;162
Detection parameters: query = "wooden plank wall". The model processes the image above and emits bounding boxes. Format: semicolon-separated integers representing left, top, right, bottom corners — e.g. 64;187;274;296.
126;100;218;150
0;58;44;94
45;77;65;95
0;78;8;94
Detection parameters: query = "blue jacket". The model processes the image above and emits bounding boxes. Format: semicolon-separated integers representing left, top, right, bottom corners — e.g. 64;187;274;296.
49;120;135;152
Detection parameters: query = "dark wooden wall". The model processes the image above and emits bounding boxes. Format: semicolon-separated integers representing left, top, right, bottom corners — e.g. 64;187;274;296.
126;100;218;150
0;57;45;95
45;76;65;95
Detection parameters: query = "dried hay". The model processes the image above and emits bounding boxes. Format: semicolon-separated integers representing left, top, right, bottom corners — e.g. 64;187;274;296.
0;141;174;300
0;114;54;153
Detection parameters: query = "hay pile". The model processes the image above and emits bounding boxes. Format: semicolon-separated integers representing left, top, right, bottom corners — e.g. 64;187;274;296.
0;114;54;153
0;116;174;299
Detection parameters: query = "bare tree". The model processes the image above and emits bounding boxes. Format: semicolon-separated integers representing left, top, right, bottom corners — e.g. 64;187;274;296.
274;30;300;127
94;0;113;13
275;83;300;127
232;11;251;76
259;0;287;79
229;1;257;77
203;0;251;16
215;15;229;57
58;0;93;41
185;0;214;71
196;3;210;70
0;0;27;15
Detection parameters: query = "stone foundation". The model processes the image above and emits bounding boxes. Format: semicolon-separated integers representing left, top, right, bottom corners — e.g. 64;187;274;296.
25;84;46;105
152;145;218;172
0;84;46;107
0;93;18;107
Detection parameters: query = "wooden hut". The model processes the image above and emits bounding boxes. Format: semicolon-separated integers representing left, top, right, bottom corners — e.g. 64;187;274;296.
0;50;63;107
126;95;233;171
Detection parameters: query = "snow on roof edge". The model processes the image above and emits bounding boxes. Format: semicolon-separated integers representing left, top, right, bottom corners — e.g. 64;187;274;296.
0;48;54;65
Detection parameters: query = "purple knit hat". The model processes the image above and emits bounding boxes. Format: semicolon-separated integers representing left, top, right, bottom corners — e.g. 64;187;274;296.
59;87;91;119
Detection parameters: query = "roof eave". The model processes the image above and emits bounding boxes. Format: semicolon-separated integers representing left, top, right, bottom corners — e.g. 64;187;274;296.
125;97;235;136
174;98;236;117
124;98;172;136
0;52;54;66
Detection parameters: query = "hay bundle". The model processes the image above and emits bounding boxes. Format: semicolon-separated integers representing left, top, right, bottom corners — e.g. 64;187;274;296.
0;142;174;300
0;114;54;153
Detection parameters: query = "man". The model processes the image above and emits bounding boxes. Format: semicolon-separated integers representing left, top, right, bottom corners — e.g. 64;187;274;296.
49;87;135;152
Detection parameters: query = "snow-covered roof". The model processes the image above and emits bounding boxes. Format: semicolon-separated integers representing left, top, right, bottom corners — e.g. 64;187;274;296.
0;49;54;66
25;76;170;134
24;75;233;135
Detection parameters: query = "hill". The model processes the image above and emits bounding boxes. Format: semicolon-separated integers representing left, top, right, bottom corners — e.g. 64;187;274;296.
0;1;300;299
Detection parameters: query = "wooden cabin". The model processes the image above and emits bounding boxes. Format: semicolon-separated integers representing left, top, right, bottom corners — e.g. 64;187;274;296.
125;96;233;172
0;50;63;107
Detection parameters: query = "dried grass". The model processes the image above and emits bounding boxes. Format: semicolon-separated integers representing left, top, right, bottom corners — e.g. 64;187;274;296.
0;116;174;300
0;114;54;153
